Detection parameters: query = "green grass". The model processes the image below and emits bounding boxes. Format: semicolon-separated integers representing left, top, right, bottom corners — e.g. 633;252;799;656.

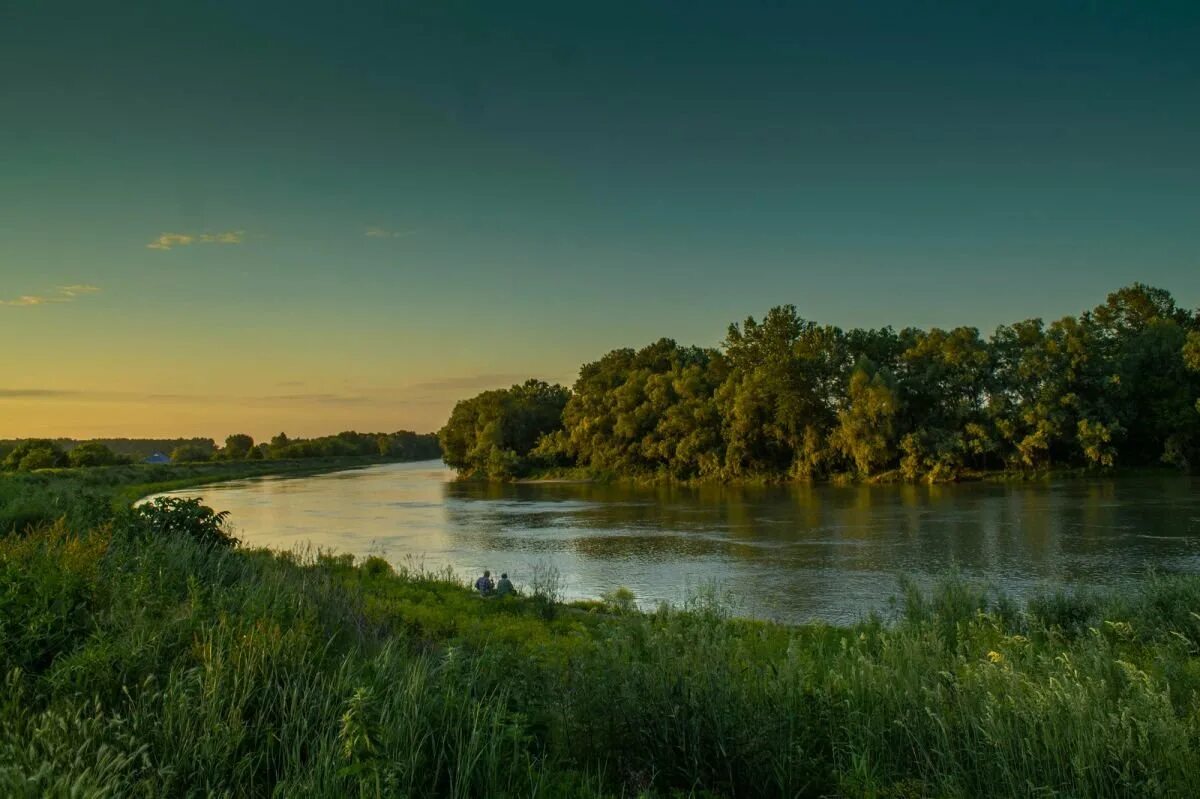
2;469;1200;796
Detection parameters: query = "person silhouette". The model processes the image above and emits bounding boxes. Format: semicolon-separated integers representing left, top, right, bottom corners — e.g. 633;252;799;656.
474;570;495;596
496;572;515;597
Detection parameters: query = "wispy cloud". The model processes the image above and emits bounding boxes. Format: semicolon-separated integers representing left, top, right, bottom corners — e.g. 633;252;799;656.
0;387;370;406
0;285;100;307
146;230;244;250
0;388;83;398
199;231;244;244
365;226;416;239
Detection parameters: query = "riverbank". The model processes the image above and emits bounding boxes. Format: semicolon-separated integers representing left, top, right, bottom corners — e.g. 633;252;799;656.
510;463;1189;487
0;455;424;533
3;485;1200;796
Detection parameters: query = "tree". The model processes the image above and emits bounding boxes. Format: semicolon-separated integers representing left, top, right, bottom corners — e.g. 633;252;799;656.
171;444;212;463
68;442;125;467
222;434;255;460
431;283;1199;481
439;380;570;478
718;309;848;477
19;448;64;471
3;440;68;471
831;360;899;476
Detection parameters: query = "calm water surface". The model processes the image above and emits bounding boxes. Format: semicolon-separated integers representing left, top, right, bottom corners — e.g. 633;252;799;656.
153;460;1200;624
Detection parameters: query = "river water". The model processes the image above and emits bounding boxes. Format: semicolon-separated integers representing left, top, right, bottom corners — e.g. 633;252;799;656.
152;460;1200;624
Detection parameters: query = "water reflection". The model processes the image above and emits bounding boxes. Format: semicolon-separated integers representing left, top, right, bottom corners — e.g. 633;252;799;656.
154;461;1200;624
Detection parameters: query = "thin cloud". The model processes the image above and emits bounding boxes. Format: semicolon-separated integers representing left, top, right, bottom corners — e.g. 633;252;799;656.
200;231;244;244
365;226;416;239
146;230;244;250
59;284;100;297
1;285;101;307
0;388;83;398
0;388;369;405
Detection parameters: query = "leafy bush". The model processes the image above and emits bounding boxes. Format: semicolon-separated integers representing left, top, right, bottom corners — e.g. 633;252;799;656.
3;440;69;472
67;442;127;468
121;496;238;548
170;444;213;463
360;555;393;578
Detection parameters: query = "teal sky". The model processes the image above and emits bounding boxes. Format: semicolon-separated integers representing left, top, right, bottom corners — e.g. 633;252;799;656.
2;1;1199;438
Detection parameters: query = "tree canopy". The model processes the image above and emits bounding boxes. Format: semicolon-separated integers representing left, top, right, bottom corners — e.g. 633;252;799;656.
438;380;571;479
442;285;1200;481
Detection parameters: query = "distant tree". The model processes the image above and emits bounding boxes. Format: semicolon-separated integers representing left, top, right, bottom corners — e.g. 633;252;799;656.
19;448;65;471
3;440;68;471
68;442;125;467
171;444;213;463
222;434;255;460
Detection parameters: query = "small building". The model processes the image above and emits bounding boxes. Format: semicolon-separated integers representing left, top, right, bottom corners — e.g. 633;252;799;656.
144;452;171;464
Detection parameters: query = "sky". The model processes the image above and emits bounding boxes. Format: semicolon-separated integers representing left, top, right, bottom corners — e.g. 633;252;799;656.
2;0;1199;439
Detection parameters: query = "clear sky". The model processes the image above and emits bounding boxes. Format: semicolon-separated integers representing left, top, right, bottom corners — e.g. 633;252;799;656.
2;1;1198;439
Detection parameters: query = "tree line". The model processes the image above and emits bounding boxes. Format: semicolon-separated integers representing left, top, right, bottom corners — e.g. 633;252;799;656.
439;284;1200;481
0;431;440;471
170;430;441;463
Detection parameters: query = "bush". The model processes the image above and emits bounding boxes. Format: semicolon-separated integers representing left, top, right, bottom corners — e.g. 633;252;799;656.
170;444;212;463
68;443;126;468
360;555;393;578
120;496;238;548
3;440;69;471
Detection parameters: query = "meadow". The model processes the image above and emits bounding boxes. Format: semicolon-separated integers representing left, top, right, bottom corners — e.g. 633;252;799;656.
2;465;1200;797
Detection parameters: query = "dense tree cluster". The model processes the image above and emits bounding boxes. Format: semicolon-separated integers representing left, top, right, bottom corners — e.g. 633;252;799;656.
438;380;571;478
0;440;130;472
170;430;441;463
0;438;217;461
441;285;1200;481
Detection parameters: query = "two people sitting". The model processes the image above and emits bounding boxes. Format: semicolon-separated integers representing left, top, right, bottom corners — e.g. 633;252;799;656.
474;569;515;598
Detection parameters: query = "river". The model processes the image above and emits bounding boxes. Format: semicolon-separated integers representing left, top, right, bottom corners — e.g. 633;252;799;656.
151;460;1200;624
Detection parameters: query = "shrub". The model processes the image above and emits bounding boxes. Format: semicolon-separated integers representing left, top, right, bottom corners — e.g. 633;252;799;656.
68;443;126;468
121;497;238;548
361;555;393;578
170;444;212;463
3;440;68;471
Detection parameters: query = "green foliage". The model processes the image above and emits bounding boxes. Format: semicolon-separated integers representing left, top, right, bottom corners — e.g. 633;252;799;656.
122;496;238;548
0;437;218;461
220;433;256;460
439;379;570;478
832;359;899;476
170;443;213;463
270;430;440;461
3;440;69;472
444;284;1200;482
7;507;1200;797
67;442;127;468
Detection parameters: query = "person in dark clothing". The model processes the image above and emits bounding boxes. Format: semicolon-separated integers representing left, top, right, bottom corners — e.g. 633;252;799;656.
496;572;515;597
474;570;494;596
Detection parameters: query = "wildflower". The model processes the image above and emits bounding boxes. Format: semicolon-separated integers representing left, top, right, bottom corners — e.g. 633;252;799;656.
986;650;1004;664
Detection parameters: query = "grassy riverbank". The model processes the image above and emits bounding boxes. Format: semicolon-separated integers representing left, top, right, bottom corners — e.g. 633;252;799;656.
3;479;1200;797
0;456;425;534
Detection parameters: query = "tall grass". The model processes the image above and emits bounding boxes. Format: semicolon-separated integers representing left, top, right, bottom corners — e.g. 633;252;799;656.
3;504;1200;796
